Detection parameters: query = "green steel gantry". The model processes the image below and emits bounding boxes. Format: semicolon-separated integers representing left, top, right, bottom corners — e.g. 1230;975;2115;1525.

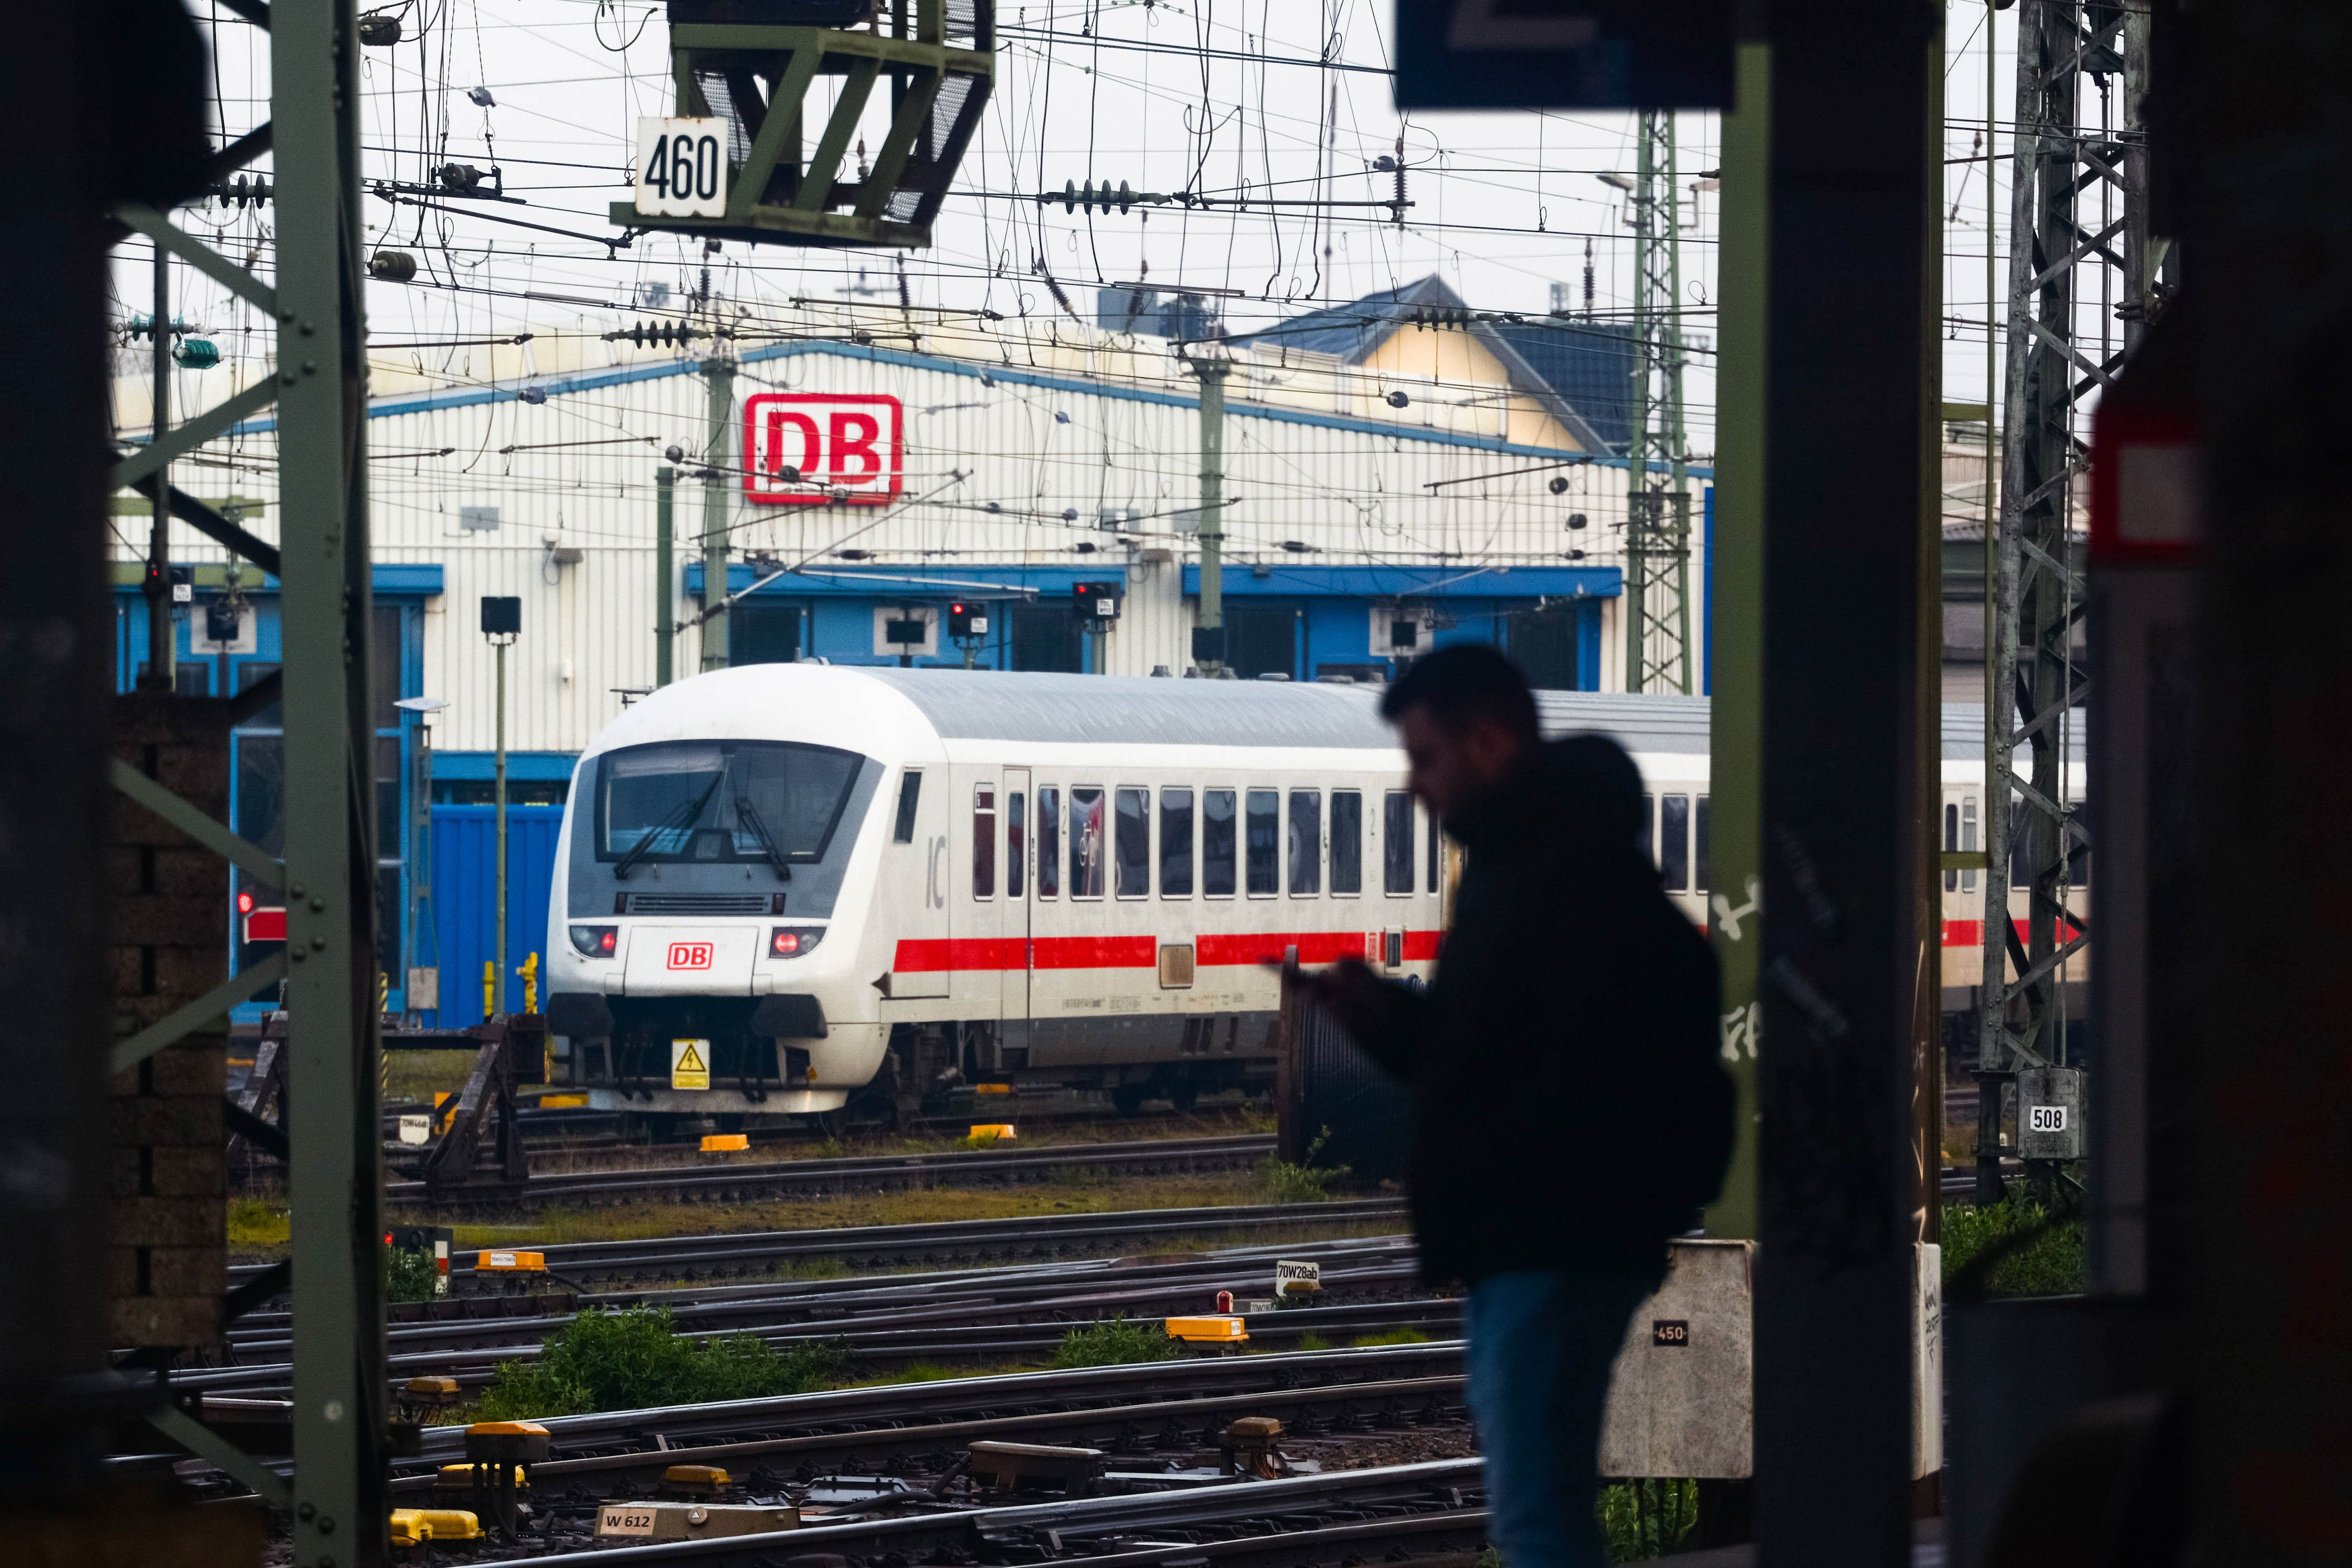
108;0;386;1558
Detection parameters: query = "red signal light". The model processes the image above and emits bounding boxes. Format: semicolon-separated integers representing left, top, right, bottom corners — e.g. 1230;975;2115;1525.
237;890;255;915
772;931;800;956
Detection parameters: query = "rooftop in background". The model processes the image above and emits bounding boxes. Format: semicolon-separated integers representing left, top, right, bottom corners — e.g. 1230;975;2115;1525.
1226;275;1637;454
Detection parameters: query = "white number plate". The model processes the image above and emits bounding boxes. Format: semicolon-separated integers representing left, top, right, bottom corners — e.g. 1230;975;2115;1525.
635;118;728;218
597;1506;658;1537
2028;1105;2069;1133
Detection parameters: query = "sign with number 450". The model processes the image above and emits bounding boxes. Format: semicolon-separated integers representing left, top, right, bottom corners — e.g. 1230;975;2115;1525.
636;118;728;218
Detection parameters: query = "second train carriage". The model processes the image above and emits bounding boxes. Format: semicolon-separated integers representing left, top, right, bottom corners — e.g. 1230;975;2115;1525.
539;667;2084;1123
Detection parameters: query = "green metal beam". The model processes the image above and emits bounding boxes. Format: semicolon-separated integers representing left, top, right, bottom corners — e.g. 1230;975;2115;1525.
111;376;280;491
108;758;285;886
148;1403;294;1511
110;954;288;1075
1702;40;1769;1243
115;205;281;317
272;0;388;1560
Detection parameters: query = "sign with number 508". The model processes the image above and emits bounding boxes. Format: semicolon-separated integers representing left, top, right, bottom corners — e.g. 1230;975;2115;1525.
635;118;728;218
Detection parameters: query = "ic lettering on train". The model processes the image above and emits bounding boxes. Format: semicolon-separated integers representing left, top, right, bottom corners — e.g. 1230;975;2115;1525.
743;393;904;506
667;942;714;970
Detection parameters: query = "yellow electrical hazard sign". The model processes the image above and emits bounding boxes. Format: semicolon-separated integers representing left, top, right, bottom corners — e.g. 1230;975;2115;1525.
670;1038;711;1090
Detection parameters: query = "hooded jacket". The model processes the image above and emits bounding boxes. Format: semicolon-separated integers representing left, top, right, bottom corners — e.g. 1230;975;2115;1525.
1352;735;1734;1284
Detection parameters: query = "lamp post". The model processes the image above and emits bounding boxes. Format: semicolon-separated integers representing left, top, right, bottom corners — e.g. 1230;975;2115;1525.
480;598;521;1017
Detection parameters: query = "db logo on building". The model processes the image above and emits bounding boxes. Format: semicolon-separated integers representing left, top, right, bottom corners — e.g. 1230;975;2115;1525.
743;393;904;507
667;942;714;970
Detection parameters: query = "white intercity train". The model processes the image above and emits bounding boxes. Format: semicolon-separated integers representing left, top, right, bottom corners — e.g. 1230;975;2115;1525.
541;665;2078;1126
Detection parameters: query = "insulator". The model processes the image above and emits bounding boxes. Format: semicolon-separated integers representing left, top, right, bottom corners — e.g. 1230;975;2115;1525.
1062;178;1078;213
173;338;221;371
357;11;403;45
438;163;485;193
214;175;273;209
368;251;418;282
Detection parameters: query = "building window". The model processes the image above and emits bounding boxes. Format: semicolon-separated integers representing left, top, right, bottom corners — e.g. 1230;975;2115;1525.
1114;787;1150;898
1160;788;1195;897
1037;786;1061;897
1505;601;1583;691
972;785;996;899
1203;789;1237;897
733;602;803;665
1330;791;1362;895
1012;605;1083;673
1225;604;1298;681
1245;789;1279;895
1288;790;1322;896
1383;791;1414;895
1070;787;1106;898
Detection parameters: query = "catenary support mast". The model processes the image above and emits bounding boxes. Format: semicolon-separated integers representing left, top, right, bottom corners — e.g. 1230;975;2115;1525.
1624;110;1694;694
1977;0;2155;1198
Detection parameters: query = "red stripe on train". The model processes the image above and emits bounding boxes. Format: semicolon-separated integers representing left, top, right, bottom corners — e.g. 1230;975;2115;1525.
891;931;1445;972
1940;918;2087;950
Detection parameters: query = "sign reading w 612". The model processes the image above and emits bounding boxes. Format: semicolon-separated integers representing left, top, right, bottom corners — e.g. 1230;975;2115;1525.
743;393;904;507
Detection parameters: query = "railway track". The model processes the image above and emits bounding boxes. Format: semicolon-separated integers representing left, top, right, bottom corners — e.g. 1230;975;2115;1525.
385;1132;1277;1209
190;1235;1453;1396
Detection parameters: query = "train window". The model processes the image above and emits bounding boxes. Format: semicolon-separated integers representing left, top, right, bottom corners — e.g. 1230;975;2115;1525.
1961;796;1977;892
893;771;922;843
1288;791;1322;896
1945;803;1960;892
1245;790;1279;896
1204;790;1238;897
2067;803;2090;889
1115;788;1150;898
1037;787;1061;898
1639;794;1655;866
1660;795;1690;892
1383;791;1414;895
972;786;996;900
1695;795;1711;892
599;739;863;867
1425;804;1439;893
1008;792;1026;899
1160;789;1195;897
1071;788;1106;898
1330;791;1362;895
2011;805;2029;889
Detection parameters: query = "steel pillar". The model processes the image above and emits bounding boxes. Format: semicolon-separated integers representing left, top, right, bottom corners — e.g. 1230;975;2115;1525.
272;0;389;1560
655;465;676;687
1754;0;1942;1560
1193;358;1229;676
700;356;736;671
1977;0;2152;1196
1624;110;1694;695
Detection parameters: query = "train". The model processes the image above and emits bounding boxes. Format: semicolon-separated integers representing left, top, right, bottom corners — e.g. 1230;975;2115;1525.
540;665;2084;1128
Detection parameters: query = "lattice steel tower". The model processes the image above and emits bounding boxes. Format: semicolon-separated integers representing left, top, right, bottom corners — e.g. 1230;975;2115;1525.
1975;0;2160;1196
1624;110;1693;695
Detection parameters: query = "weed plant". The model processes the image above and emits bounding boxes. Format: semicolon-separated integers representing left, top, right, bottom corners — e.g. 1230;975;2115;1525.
474;1306;845;1419
1352;1326;1432;1347
1940;1193;2086;1297
1256;1128;1347;1205
385;1245;442;1305
1600;1478;1699;1561
1049;1317;1180;1368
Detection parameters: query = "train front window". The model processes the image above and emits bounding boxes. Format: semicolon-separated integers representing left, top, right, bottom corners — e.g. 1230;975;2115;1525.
598;740;863;868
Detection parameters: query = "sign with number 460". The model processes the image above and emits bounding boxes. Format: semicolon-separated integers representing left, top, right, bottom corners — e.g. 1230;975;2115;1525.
636;118;728;218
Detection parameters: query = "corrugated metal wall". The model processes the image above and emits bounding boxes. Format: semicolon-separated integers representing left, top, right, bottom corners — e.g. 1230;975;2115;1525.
130;333;1706;751
423;804;564;1027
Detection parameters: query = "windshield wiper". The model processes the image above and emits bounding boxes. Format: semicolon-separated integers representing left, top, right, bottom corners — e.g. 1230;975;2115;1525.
733;795;793;881
614;769;727;880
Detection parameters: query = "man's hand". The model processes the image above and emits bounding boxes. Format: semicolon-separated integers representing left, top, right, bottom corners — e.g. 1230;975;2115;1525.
1276;956;1399;1045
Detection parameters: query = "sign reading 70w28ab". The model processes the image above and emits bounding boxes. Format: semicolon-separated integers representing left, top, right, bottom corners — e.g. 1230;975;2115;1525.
743;393;905;507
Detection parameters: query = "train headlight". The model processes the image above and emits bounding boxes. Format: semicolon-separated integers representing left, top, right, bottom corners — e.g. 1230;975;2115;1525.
769;926;826;958
569;924;618;957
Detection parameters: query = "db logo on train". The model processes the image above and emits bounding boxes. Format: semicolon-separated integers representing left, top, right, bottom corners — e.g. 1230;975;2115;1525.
743;392;905;507
667;942;714;971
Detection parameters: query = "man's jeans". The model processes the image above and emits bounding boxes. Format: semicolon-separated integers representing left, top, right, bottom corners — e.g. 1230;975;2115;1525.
1464;1265;1661;1568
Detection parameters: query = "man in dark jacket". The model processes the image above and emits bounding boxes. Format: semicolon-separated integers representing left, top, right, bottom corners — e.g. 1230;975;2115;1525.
1291;645;1732;1568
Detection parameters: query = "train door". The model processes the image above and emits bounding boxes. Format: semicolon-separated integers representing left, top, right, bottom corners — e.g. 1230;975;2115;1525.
953;773;1004;1019
1003;768;1033;1052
